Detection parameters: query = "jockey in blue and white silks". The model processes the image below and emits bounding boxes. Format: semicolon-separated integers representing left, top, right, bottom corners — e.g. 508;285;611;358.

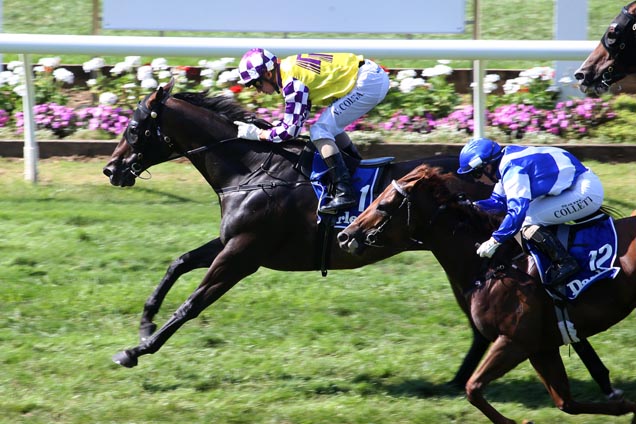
457;138;605;286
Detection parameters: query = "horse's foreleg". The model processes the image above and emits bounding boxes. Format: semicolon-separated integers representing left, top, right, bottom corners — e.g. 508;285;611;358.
465;335;528;424
139;238;224;342
114;237;260;368
529;349;636;420
449;322;490;389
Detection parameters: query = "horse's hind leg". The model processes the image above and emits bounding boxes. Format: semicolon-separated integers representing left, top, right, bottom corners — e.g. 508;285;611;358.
529;349;636;420
572;338;622;399
139;238;224;341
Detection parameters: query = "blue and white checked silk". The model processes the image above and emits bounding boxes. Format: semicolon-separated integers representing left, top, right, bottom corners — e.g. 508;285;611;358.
484;145;590;242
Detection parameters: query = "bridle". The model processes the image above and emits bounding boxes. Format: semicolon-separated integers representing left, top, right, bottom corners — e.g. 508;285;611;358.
124;91;240;178
599;2;636;87
124;91;178;177
363;179;424;248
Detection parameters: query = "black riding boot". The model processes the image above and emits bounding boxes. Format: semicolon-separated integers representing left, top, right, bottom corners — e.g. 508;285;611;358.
319;153;356;214
523;226;580;287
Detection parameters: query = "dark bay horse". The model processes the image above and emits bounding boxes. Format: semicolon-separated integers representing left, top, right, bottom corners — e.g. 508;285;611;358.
337;164;636;423
576;1;636;95
102;80;615;397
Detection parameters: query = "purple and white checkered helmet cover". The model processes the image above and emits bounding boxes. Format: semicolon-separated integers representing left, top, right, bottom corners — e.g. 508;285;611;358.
238;48;277;85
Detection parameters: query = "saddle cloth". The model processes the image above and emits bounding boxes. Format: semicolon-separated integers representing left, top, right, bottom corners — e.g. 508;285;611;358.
310;153;388;228
527;214;621;300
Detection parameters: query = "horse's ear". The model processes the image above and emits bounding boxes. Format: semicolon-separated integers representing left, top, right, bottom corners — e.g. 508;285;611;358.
163;78;175;95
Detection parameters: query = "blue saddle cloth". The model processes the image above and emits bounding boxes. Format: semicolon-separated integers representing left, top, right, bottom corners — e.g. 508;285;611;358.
527;215;621;300
310;153;384;228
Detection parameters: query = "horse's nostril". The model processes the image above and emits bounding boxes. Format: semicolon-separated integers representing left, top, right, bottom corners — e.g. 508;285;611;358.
337;232;349;244
574;72;585;81
103;167;113;177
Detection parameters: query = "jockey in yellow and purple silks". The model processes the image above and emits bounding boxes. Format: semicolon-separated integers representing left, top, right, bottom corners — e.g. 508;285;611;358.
234;48;390;214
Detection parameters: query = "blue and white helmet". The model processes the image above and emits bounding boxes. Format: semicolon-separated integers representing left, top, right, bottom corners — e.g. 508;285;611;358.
457;138;503;174
237;48;277;86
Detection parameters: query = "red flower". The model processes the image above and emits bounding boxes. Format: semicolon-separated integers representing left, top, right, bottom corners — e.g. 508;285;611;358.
230;85;243;94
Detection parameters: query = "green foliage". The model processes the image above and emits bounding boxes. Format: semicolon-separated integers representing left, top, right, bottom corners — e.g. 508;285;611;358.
589;94;636;143
371;73;462;124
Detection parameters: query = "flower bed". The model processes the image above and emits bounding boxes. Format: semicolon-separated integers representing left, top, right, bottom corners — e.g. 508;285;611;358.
0;56;629;144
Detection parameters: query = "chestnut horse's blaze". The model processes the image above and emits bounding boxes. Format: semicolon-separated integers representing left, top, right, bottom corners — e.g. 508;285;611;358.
338;164;636;423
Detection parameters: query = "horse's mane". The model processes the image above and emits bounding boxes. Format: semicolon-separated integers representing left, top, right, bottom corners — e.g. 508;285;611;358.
172;92;272;129
405;165;502;233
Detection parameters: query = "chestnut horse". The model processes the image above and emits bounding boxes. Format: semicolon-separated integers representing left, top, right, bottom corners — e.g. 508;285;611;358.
337;165;636;423
576;1;636;95
103;80;616;398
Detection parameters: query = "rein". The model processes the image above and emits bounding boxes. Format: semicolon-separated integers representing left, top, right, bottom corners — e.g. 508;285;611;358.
126;93;310;193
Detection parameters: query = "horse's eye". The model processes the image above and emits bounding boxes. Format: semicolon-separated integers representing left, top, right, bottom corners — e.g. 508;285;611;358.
376;201;392;216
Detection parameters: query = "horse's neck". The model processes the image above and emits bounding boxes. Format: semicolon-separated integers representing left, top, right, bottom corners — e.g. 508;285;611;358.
427;215;491;293
195;140;305;191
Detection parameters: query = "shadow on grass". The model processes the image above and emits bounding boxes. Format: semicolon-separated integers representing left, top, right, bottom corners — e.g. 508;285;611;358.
359;375;636;408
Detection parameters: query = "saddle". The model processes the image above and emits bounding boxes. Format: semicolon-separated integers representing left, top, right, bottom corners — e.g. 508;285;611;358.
294;143;395;276
524;213;621;301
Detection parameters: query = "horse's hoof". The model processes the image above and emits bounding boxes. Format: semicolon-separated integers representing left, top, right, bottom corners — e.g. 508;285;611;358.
139;322;157;342
607;388;625;401
112;350;138;368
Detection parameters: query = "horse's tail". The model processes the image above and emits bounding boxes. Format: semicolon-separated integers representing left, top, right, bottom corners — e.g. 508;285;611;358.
600;204;625;219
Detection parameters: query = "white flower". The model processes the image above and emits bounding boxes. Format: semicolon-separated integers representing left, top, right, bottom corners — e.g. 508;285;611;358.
124;56;141;67
122;83;137;89
485;74;501;83
150;58;168;70
82;57;105;73
201;79;214;88
137;65;153;81
205;59;231;71
158;70;172;80
38;57;61;68
0;71;14;85
141;78;158;89
86;78;97;87
200;68;216;77
53;68;75;84
13;84;26;97
110;62;132;76
99;92;118;105
217;69;239;84
422;64;453;77
471;81;498;94
520;66;554;81
396;69;417;81
7;61;23;71
399;77;427;93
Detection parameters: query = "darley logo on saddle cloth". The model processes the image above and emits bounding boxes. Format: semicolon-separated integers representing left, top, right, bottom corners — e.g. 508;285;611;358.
310;153;381;228
528;215;621;300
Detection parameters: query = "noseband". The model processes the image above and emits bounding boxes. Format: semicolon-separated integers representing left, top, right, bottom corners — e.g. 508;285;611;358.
364;179;423;248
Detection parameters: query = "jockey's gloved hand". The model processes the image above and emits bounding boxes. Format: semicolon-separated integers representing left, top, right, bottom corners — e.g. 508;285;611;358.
476;237;500;258
234;121;261;140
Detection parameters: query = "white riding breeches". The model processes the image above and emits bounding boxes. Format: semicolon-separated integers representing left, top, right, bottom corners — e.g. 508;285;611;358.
523;170;605;226
309;60;389;141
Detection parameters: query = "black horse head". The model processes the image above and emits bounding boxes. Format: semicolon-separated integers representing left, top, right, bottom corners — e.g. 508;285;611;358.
576;2;636;95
